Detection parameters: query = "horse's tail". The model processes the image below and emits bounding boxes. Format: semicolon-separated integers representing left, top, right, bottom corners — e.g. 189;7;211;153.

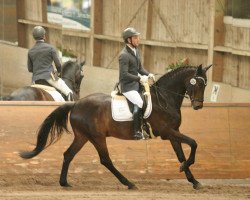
19;102;75;159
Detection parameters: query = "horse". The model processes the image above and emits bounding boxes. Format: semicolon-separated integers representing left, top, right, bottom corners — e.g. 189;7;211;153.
2;60;85;101
20;64;212;190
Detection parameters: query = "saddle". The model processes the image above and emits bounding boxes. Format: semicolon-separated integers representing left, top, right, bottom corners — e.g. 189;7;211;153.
111;82;152;121
111;82;155;139
31;84;65;102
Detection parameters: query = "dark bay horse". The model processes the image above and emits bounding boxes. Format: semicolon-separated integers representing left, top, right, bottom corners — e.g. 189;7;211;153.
20;64;212;190
2;60;84;101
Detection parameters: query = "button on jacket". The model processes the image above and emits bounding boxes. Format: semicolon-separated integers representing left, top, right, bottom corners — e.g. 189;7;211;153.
27;41;61;82
119;45;149;93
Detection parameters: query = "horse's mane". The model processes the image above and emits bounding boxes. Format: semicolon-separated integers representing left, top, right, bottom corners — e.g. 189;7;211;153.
156;65;197;85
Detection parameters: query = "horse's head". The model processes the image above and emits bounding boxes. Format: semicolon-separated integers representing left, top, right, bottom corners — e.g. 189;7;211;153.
185;64;212;110
62;60;85;100
74;61;85;100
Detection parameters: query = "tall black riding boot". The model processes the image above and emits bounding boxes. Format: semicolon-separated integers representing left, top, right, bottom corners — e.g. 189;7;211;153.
133;105;144;140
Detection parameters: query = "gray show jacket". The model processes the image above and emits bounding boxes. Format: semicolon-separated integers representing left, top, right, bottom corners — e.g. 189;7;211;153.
119;45;149;93
27;41;61;82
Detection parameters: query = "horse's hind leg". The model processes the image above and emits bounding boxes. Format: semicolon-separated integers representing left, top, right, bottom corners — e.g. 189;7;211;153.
91;137;137;190
59;134;88;187
170;140;202;190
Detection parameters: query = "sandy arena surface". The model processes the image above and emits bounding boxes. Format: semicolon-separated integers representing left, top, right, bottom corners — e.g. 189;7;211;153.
0;174;249;200
0;104;249;199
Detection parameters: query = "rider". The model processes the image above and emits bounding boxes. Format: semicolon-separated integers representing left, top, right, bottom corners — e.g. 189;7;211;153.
27;26;74;101
119;27;155;140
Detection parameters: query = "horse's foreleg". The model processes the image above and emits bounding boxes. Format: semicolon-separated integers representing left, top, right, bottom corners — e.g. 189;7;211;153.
59;135;88;187
168;129;197;172
92;137;137;190
170;140;201;189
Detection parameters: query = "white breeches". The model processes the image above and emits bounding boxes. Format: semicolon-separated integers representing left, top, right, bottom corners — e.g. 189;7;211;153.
122;90;143;108
46;78;73;96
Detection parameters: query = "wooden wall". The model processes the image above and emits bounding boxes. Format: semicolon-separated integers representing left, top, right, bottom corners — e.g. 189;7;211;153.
0;0;17;43
93;0;210;72
213;1;250;90
0;0;250;97
14;0;250;89
14;0;212;68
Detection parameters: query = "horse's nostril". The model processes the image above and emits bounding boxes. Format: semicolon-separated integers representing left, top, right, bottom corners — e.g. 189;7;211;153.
193;104;203;110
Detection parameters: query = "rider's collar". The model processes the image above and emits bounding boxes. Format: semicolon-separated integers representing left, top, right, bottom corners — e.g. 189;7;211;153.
126;44;136;56
36;39;45;42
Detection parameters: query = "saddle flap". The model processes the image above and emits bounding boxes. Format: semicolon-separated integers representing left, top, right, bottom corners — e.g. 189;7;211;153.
31;84;65;102
31;84;56;91
111;92;152;122
111;93;133;121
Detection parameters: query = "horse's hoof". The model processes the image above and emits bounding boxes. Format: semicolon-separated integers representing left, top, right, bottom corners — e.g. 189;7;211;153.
193;182;202;190
60;182;72;187
128;184;138;190
179;162;186;172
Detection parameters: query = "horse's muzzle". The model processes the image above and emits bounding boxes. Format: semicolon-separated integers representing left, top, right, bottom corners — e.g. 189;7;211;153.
191;100;204;110
193;104;203;110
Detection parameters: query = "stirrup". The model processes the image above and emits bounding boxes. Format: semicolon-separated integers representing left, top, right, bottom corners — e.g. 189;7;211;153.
134;131;145;140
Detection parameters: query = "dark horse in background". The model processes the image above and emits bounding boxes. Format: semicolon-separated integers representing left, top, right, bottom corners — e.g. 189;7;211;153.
2;60;84;101
20;64;212;190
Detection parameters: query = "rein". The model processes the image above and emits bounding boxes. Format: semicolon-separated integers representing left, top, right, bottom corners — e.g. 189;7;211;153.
62;63;83;94
151;73;207;110
151;82;188;111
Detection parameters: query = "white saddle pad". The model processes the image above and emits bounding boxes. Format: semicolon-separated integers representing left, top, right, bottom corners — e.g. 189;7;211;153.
31;84;65;102
111;91;152;122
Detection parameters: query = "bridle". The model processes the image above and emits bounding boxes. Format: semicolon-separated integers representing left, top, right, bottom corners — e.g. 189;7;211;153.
152;83;187;111
185;76;207;103
62;63;84;94
152;75;207;110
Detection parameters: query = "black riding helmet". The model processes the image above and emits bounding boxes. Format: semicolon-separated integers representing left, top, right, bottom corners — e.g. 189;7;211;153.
32;26;46;40
122;27;140;43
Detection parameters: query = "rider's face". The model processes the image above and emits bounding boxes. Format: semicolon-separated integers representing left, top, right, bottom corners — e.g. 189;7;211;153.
129;35;140;47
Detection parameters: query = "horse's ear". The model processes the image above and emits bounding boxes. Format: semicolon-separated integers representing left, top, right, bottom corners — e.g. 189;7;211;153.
204;64;213;72
196;64;203;75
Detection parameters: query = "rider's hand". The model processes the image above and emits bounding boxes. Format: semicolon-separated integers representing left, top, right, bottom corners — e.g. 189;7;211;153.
55;71;60;77
148;73;155;81
140;75;148;83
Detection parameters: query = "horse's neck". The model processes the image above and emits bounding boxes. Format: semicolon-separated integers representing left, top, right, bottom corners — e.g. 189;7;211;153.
154;69;194;108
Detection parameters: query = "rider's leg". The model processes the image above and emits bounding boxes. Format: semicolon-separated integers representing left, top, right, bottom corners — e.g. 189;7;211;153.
34;79;51;86
132;105;144;140
122;91;144;140
46;78;74;101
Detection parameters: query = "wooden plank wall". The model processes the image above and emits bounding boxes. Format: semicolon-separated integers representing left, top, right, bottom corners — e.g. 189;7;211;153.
0;0;249;93
213;0;250;89
0;0;17;42
222;23;250;89
0;102;249;178
96;0;210;72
